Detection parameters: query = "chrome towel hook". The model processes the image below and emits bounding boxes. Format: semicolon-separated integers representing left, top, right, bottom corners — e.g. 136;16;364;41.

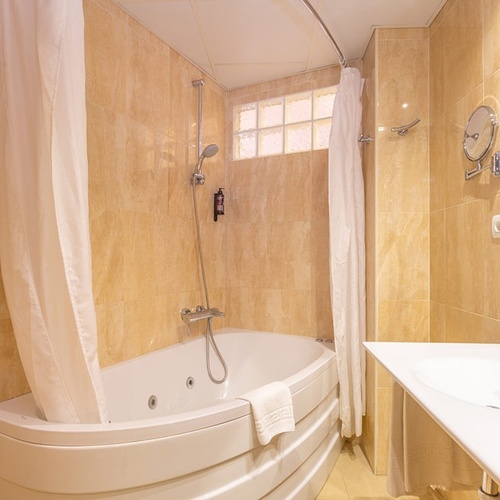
391;118;421;136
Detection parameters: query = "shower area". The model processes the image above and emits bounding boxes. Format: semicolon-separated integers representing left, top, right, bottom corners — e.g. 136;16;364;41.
0;0;426;466
2;0;500;498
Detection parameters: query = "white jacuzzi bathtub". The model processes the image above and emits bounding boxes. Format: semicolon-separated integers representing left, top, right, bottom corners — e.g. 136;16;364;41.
0;328;342;499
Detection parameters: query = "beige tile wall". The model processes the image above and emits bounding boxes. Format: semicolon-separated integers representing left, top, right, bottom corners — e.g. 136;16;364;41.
430;0;500;346
362;28;430;474
86;0;226;367
364;1;500;489
0;0;344;403
225;66;345;338
0;0;227;402
362;31;377;470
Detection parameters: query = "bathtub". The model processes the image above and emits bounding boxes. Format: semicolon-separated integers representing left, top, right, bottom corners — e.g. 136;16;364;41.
0;328;343;499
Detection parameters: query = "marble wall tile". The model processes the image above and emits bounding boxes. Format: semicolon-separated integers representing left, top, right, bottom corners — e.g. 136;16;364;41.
375;386;392;474
126;30;170;132
365;27;430;474
168;55;190;142
377;213;429;301
378;301;429;343
484;68;500;192
124;119;163;214
122;296;168;358
227;158;269;224
430;301;446;342
90;211;125;305
283;153;312;222
444;201;485;314
429;22;445;124
430;210;446;303
377;300;429;387
226;222;267;288
264;222;288;289
164;215;200;293
225;288;291;333
377;37;429;127
264;155;287;223
429;0;457;38
377;127;429;213
484;0;500;77
288;289;313;336
310;220;330;293
286;221;312;291
377;28;428;40
0;319;29;399
86;102;127;215
483;192;500;319
95;302;125;368
444;306;484;343
83;0;127;115
167;139;193;220
361;32;377;470
84;0;226;370
429;115;446;212
311;291;333;339
0;276;9;320
199;220;226;290
442;0;483;112
483;317;500;343
311;150;329;218
225;66;341;339
122;212;156;301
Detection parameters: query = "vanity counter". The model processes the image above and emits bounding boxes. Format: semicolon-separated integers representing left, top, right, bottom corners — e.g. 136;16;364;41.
364;342;500;485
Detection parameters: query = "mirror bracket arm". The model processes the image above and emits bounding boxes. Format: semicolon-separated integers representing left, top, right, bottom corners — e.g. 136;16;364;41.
464;152;500;181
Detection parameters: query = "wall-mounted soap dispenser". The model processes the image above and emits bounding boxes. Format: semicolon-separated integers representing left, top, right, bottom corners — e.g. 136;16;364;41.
214;188;224;221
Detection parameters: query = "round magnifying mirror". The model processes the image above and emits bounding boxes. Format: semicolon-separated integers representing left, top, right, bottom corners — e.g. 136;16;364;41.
463;105;498;162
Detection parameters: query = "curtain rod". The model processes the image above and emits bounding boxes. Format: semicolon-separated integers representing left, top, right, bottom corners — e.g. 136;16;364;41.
298;0;348;69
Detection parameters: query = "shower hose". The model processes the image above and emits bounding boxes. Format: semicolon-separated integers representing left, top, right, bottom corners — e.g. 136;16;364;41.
192;182;228;384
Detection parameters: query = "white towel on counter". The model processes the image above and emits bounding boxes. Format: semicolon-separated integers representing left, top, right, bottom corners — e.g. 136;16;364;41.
238;381;295;445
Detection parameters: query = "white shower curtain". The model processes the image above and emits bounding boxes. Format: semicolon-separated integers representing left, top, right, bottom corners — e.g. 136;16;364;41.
0;1;108;423
328;67;366;438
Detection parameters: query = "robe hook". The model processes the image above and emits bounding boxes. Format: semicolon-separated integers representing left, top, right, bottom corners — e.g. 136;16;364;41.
391;118;421;136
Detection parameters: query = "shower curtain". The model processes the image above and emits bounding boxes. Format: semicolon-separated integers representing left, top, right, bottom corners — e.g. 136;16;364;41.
0;1;108;423
328;67;366;438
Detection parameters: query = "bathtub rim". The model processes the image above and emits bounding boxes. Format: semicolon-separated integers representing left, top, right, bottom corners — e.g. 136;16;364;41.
0;328;335;447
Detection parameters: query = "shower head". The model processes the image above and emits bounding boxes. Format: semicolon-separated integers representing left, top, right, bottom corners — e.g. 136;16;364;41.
201;143;219;160
192;144;219;184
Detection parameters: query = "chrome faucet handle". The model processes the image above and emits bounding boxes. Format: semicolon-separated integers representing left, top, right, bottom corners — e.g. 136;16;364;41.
180;306;224;325
180;308;192;335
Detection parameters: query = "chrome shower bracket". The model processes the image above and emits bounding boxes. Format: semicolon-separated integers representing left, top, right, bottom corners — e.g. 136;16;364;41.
465;151;500;181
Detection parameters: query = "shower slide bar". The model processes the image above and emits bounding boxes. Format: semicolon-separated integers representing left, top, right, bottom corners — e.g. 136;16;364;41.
298;0;348;68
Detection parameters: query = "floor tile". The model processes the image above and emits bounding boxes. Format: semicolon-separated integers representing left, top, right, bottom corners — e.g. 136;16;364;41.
317;442;427;499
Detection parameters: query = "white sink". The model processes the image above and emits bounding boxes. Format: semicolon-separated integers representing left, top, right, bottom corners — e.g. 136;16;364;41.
414;357;500;408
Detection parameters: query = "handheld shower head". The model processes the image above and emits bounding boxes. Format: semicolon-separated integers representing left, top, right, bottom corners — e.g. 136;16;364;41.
201;144;219;159
192;144;219;185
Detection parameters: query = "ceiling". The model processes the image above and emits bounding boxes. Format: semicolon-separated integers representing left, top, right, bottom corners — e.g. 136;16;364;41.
117;0;446;90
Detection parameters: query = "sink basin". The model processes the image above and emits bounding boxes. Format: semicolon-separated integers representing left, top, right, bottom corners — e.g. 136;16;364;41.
414;357;500;408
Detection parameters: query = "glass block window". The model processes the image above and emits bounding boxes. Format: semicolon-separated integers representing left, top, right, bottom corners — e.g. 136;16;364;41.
232;86;336;160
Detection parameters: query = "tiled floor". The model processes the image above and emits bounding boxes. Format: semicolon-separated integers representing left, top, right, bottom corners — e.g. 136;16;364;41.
316;442;432;500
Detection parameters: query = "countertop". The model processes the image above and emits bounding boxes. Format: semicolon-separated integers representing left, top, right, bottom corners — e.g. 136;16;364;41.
364;342;500;485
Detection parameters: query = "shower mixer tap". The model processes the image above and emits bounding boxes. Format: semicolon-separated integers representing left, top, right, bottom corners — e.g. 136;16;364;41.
180;306;225;325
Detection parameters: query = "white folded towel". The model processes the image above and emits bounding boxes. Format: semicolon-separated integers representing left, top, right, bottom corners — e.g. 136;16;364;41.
238;381;295;445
